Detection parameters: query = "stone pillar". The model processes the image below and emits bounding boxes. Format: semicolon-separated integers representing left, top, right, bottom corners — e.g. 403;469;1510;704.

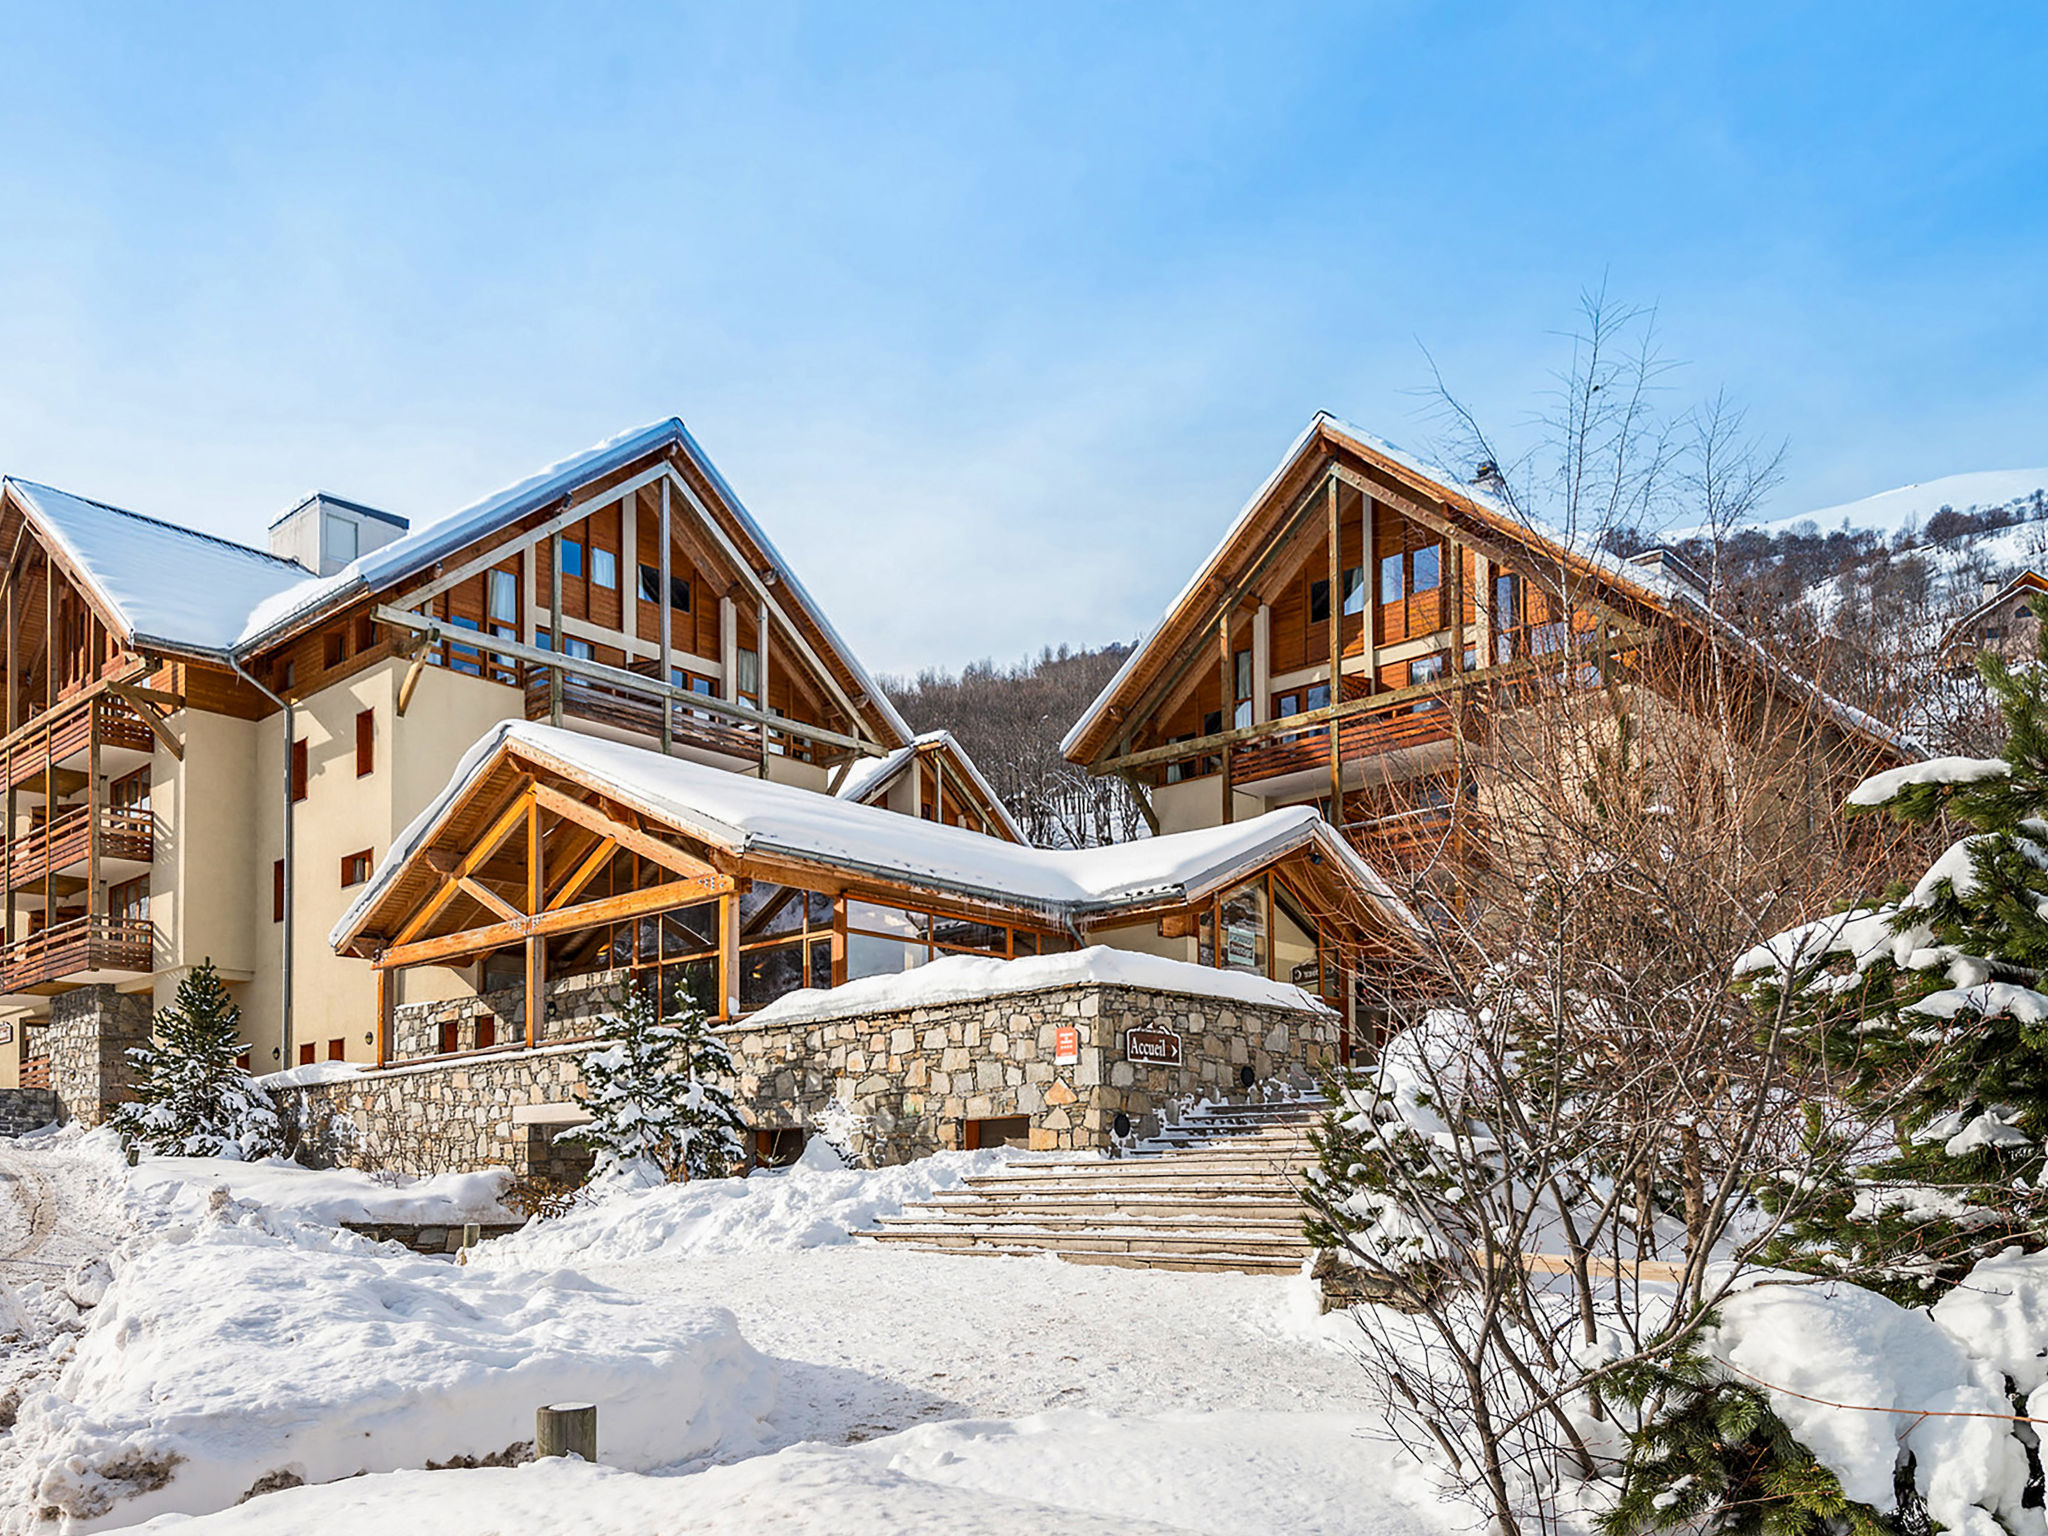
46;985;153;1126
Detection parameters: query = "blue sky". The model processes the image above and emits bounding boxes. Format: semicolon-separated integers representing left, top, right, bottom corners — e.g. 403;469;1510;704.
0;3;2041;674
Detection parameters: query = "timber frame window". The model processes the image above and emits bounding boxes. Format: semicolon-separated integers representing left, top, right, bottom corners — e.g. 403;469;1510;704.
356;709;375;777
737;883;834;1012
638;565;690;612
273;859;285;923
290;740;308;802
341;850;374;887
844;898;1065;983
109;876;148;924
1194;870;1340;1005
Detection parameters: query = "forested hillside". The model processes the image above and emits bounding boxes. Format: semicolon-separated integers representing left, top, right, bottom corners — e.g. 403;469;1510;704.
880;644;1146;848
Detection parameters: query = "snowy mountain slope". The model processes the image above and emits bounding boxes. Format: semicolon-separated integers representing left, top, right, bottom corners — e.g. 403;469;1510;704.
1761;468;2048;540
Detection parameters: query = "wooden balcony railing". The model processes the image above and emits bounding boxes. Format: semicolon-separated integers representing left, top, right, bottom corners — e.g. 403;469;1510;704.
1347;805;1488;877
6;807;152;887
1232;700;1472;786
19;1056;48;1089
4;694;155;791
2;915;154;992
522;673;815;764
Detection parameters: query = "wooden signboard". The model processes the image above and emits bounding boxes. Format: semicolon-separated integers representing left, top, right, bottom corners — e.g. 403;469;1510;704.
1125;1027;1182;1066
1054;1025;1080;1065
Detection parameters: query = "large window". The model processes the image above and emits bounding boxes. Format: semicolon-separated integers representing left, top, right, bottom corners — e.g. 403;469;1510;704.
738;883;834;1012
639;565;691;611
844;899;1061;982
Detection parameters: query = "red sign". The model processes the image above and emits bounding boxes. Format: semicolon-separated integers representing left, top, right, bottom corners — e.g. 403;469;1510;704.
1125;1028;1182;1066
1054;1026;1080;1065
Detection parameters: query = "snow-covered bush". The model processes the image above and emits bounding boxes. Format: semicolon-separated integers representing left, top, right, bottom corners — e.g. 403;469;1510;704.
111;960;279;1159
808;1098;870;1168
559;981;744;1182
1739;646;2048;1298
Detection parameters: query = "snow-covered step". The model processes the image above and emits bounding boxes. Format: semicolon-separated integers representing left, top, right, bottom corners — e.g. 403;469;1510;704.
866;1097;1321;1274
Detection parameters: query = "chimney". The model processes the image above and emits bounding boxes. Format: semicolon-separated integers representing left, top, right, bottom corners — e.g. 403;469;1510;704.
269;494;410;576
1984;577;2002;604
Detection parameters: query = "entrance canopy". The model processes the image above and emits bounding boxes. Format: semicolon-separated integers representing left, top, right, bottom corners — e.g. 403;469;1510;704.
332;722;1420;1062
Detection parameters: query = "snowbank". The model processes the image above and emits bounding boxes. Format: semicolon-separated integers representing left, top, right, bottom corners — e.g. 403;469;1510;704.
476;1149;1011;1268
78;1409;1433;1536
254;1059;367;1089
1710;1280;2028;1536
130;1154;514;1225
0;1199;776;1531
743;945;1332;1029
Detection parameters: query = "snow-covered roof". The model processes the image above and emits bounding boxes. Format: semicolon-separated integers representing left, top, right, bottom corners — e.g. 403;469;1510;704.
3;422;915;743
2;479;315;655
333;721;1417;948
833;730;1029;844
739;947;1334;1031
1937;570;2048;653
1062;411;1923;764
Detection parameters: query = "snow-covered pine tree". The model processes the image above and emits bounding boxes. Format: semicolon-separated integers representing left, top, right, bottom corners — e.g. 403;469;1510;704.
112;958;280;1158
1739;643;2048;1300
561;981;744;1181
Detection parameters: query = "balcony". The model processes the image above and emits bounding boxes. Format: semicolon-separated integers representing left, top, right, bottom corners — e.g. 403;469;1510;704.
4;694;156;793
7;807;152;890
2;915;154;994
523;673;771;763
1231;700;1471;788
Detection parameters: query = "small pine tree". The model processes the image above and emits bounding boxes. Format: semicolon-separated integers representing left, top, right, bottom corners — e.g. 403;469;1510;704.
561;981;744;1182
1601;1330;1903;1536
1741;642;2048;1298
112;959;279;1159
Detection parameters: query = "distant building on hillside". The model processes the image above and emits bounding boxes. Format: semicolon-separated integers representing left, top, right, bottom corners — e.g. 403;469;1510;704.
1939;571;2048;669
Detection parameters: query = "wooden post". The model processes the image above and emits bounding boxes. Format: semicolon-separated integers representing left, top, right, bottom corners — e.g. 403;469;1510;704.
658;478;673;756
756;599;770;777
1218;607;1233;826
548;534;564;729
525;796;542;1049
87;703;99;935
1326;478;1343;821
375;965;393;1069
536;1402;596;1461
719;890;737;1017
43;557;55;943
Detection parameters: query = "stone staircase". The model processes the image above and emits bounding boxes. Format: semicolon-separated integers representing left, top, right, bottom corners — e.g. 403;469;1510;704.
864;1096;1326;1274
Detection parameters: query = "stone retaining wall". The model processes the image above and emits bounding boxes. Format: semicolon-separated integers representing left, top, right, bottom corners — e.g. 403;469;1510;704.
278;980;1336;1176
275;1043;598;1180
719;981;1336;1164
0;1087;60;1136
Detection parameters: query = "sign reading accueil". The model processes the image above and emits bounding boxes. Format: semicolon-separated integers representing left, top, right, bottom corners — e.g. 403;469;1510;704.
1124;1027;1182;1066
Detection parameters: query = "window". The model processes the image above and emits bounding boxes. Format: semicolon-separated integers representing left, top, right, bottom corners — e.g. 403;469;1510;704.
355;709;374;777
737;884;836;1011
1342;565;1365;616
324;512;358;566
487;569;518;625
736;649;760;703
276;657;296;692
290;740;308;802
560;539;584;579
299;1042;316;1066
591;548;618;589
356;613;376;653
327;1038;346;1062
475;1017;495;1050
446;616;483;676
1412;544;1442;592
1380;551;1405;605
1218;879;1268;975
341;849;373;887
439;1020;459;1056
273;859;285;923
1233;649;1253;729
563;636;593;660
324;628;347;668
1493;573;1522;662
110;768;150;815
1309;579;1330;625
638;565;691;611
109;876;149;924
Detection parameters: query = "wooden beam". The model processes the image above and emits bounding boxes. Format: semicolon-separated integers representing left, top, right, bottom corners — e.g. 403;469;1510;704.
457;875;523;924
526;780;716;879
375;966;393;1069
390;782;535;947
548;533;564;728
546;832;619;912
106;684;183;761
658;476;673;755
661;463;885;749
525;796;542;1048
1326;477;1343;818
1218;606;1234;825
386;461;672;614
377;873;732;969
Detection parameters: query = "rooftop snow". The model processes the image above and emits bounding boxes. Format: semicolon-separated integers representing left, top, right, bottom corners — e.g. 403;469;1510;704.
834;730;1028;843
3;479;313;655
334;720;1413;947
739;946;1334;1030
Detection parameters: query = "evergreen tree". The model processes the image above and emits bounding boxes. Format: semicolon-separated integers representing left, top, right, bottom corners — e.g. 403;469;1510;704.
561;981;743;1181
1740;643;2048;1299
112;959;280;1158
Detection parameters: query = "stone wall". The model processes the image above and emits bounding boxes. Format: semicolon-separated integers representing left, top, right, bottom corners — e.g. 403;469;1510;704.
719;981;1337;1165
275;1043;597;1180
48;985;153;1127
391;969;629;1059
0;1087;60;1136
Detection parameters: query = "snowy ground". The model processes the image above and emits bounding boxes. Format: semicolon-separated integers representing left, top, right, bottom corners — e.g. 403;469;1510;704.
0;1129;1440;1536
